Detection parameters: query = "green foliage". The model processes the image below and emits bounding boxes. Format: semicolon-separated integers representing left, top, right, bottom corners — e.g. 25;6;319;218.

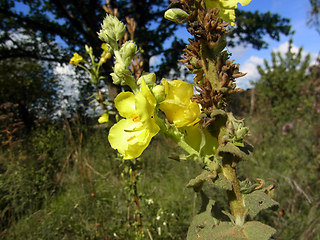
0;58;57;127
241;42;320;239
0;121;201;239
254;40;311;123
1;0;292;78
308;0;320;33
231;10;292;49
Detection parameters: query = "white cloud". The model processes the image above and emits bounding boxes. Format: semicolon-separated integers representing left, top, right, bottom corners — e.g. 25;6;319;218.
228;44;247;59
237;56;264;89
150;55;160;67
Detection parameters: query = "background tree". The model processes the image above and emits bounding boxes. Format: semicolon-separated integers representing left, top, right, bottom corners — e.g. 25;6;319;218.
0;57;57;129
243;42;320;239
308;0;320;33
1;0;292;84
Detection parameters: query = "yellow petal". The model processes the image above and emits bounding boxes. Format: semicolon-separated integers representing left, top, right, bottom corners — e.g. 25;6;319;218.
108;118;155;159
135;80;159;133
239;0;251;6
160;79;200;128
162;79;194;104
69;52;83;65
220;0;238;9
98;113;109;123
218;9;236;25
114;92;136;118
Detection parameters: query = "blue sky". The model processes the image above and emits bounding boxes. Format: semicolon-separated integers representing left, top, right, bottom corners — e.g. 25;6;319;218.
234;0;319;88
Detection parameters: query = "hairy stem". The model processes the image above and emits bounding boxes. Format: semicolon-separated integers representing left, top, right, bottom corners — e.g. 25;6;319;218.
131;170;143;234
222;160;246;225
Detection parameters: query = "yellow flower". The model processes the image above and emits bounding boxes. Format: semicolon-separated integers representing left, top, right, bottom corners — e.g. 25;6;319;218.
205;0;251;26
100;43;112;63
69;52;83;65
159;79;201;128
108;80;160;159
98;113;109;123
183;123;218;156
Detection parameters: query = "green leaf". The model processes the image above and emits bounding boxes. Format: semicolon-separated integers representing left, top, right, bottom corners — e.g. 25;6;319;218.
189;220;248;240
187;200;219;240
213;172;233;190
243;221;276;240
210;222;246;240
218;142;253;162
187;170;217;192
244;191;279;218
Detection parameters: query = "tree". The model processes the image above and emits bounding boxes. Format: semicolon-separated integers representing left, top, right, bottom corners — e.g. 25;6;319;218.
253;40;312;123
247;41;320;239
308;0;320;33
0;0;292;120
1;0;292;72
0;57;57;129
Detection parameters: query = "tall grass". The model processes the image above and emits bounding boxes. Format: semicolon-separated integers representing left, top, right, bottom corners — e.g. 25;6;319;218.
1;118;202;239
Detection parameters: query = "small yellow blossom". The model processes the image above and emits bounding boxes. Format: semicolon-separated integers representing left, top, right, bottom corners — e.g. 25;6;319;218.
101;43;109;52
108;80;160;159
100;43;112;63
159;79;201;128
69;52;83;65
98;113;109;123
205;0;252;26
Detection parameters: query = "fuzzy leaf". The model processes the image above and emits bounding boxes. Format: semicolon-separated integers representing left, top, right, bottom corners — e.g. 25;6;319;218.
244;191;279;218
187;200;219;240
187;170;217;192
213;172;233;190
210;222;246;240
243;221;276;240
218;142;253;161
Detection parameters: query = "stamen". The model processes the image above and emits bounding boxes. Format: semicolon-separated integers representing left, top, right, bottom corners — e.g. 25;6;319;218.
127;135;136;141
132;115;140;122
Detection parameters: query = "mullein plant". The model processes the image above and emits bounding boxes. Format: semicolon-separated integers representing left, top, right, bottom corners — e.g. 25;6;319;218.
69;44;112;121
72;0;279;238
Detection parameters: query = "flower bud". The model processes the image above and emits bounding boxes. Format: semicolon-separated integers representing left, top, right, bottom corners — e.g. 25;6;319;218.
98;14;126;50
164;8;189;23
113;62;127;76
85;45;93;55
110;72;121;85
120;41;137;66
152;85;166;103
137;72;156;87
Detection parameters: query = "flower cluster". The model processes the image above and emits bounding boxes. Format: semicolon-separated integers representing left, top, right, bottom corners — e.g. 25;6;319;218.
86;0;252;161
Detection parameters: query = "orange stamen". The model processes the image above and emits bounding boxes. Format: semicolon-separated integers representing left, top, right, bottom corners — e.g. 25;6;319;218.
127;135;136;141
132;115;140;122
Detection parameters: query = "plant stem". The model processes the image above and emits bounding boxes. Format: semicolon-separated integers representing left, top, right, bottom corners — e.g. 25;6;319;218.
222;160;246;225
131;170;143;234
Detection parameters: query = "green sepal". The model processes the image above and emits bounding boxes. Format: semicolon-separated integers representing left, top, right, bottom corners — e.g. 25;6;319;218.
243;221;276;240
244;191;279;218
240;179;260;194
210;109;227;118
218;142;253;162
